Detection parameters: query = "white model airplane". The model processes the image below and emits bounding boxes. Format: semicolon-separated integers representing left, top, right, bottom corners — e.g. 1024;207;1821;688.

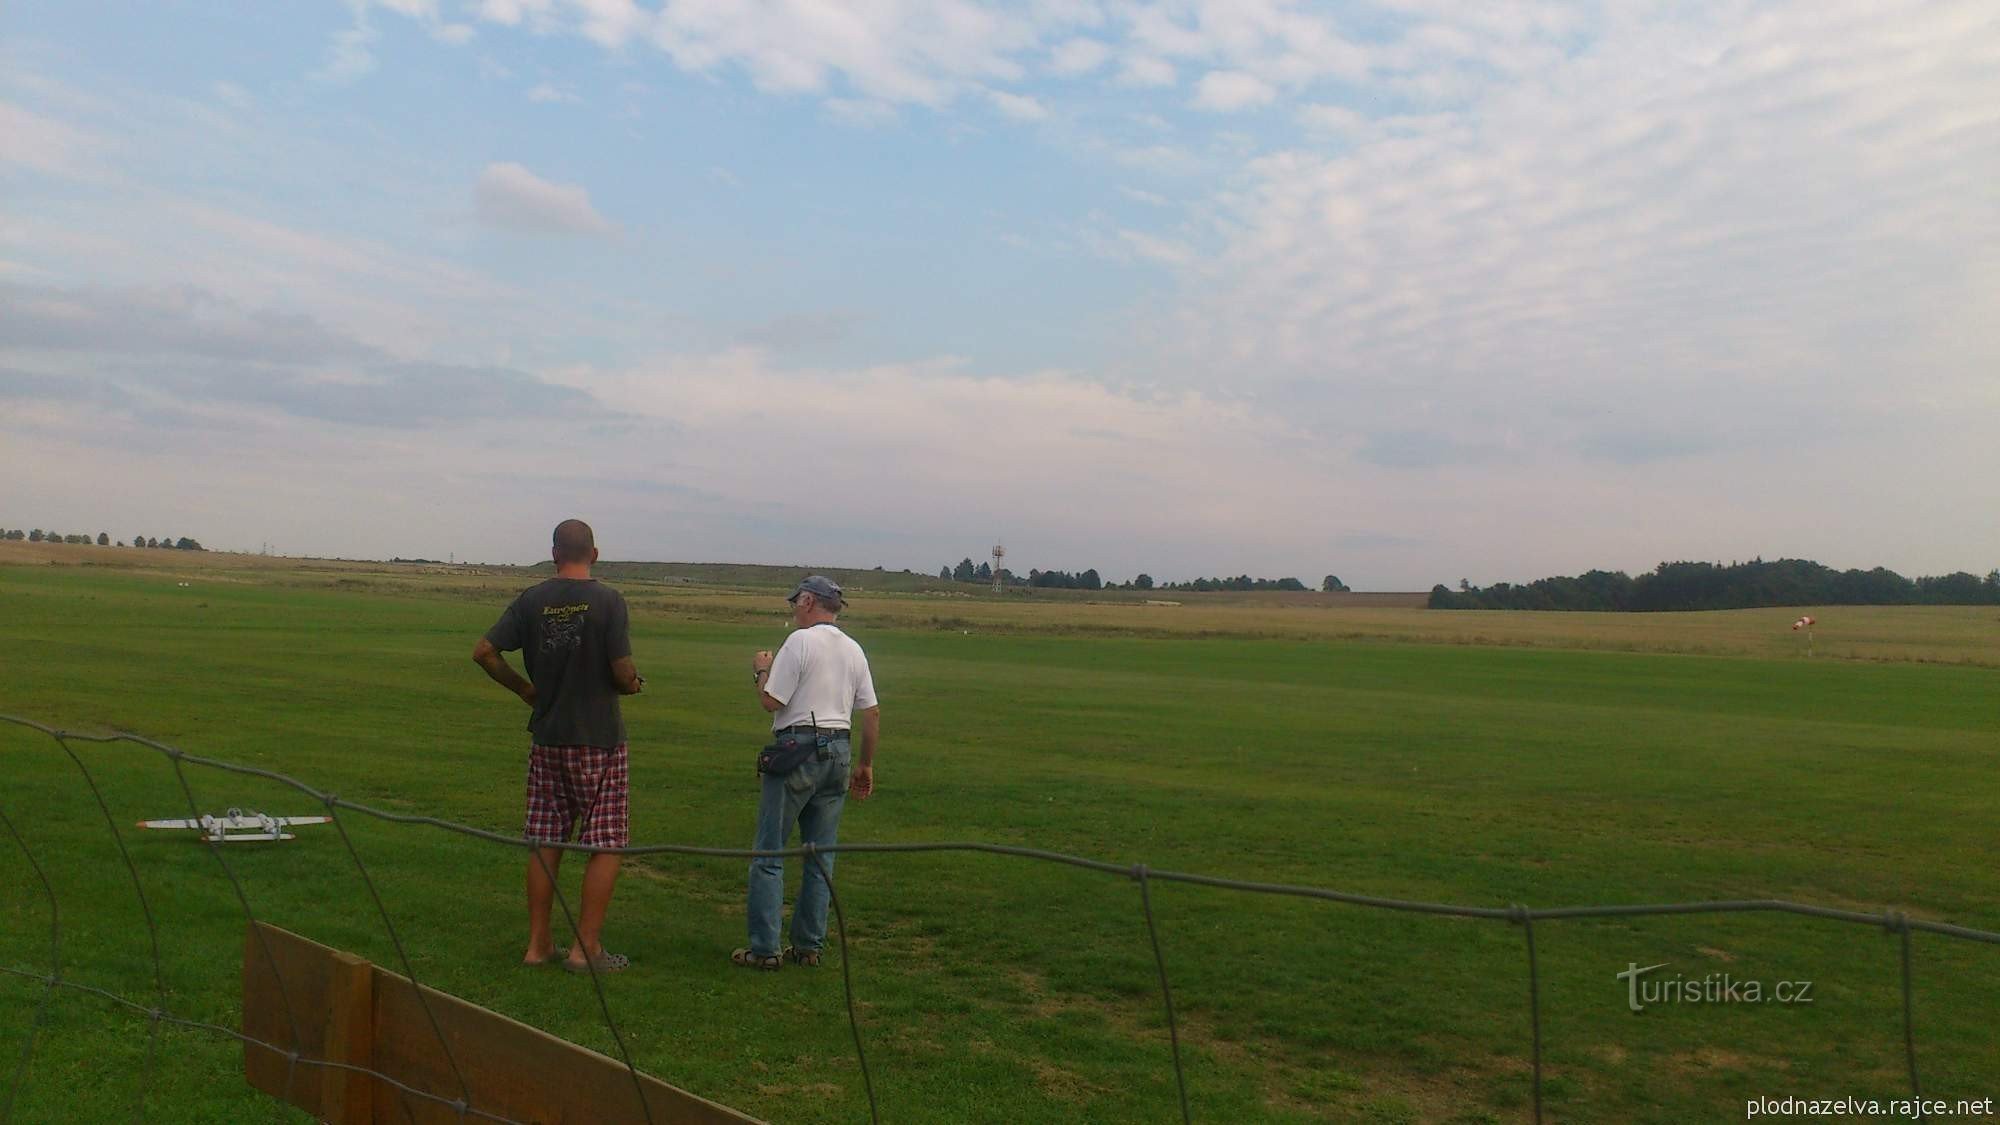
136;807;331;843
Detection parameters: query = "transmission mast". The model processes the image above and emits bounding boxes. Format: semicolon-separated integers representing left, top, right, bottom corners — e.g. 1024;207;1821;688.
991;542;1006;594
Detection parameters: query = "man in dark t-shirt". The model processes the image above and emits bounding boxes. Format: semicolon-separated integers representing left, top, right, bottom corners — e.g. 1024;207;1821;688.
473;519;643;974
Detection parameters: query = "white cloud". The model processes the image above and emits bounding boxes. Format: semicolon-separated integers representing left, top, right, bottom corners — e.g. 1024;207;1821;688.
824;98;899;127
1296;103;1363;133
1048;37;1110;76
1115;55;1176;87
210;81;252;108
473;162;615;236
313;19;378;84
1132;0;2000;511
987;89;1048;121
0;102;102;177
475;0;551;25
1115;229;1195;266
1191;70;1275;111
525;81;580;104
572;0;648;48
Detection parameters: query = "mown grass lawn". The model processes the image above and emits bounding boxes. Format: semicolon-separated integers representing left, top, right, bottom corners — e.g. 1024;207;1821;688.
3;561;1997;1123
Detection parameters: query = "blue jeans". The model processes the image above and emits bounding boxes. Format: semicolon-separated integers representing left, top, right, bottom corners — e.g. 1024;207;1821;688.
746;732;851;957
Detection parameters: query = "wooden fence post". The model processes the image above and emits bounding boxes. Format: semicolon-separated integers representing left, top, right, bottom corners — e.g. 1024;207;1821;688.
321;950;375;1125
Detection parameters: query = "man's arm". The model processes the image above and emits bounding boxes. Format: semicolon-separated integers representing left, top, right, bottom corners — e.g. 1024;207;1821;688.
607;594;641;694
850;705;880;800
752;649;783;713
472;637;535;705
612;655;643;695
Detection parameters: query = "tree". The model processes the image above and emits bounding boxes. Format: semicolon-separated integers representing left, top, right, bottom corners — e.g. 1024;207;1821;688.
953;557;977;583
939;565;952;580
28;529;42;542
976;561;992;582
133;533;146;549
97;532;109;546
145;537;158;548
175;537;203;551
1079;568;1101;591
1132;573;1154;590
1321;575;1347;592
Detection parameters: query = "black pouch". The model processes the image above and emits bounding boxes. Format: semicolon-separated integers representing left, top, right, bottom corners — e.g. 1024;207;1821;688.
757;731;821;775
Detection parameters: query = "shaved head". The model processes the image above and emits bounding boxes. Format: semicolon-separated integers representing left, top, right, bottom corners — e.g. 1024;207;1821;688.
552;519;595;564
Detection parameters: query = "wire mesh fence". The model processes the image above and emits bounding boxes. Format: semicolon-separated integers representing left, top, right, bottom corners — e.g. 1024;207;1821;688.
4;711;1997;1124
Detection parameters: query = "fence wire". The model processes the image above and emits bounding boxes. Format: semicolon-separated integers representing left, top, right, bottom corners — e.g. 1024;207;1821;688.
3;712;1997;1125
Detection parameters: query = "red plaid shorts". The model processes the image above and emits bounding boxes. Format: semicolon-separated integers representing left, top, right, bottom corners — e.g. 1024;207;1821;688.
523;743;629;849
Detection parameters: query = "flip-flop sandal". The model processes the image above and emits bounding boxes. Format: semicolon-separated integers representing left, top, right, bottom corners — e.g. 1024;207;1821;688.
731;948;782;971
782;946;822;967
563;951;631;974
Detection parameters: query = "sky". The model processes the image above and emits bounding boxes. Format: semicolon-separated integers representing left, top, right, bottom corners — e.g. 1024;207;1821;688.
3;0;1997;588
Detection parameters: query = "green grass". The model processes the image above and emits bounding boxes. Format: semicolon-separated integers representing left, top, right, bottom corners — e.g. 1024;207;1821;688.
2;562;1997;1123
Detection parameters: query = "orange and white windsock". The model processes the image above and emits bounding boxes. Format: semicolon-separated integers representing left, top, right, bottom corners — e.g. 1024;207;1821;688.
1792;615;1816;630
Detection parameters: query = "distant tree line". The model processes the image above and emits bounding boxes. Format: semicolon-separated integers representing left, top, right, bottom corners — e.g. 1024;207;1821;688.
1157;574;1310;591
1;528;203;551
1429;558;2000;611
934;556;1345;593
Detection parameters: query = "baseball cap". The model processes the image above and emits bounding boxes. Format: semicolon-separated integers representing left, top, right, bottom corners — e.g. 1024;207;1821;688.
788;574;844;607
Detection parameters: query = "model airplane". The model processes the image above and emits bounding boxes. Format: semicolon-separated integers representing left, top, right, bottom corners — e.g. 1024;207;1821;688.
136;807;331;843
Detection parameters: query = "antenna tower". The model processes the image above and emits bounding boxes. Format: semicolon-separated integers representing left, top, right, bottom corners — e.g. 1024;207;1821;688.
991;542;1006;594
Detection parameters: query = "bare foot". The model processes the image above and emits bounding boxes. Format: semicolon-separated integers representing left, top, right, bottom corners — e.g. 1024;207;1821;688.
523;946;562;966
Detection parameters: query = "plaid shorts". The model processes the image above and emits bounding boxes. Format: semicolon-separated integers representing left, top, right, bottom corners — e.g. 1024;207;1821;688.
523;743;629;849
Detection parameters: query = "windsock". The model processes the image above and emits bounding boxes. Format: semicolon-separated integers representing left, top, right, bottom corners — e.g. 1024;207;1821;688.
1791;615;1816;630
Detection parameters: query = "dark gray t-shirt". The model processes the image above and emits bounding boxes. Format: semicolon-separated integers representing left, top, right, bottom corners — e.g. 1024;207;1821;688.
483;577;631;748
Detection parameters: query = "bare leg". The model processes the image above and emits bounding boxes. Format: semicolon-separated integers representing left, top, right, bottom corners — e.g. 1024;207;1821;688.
564;853;622;965
524;846;564;964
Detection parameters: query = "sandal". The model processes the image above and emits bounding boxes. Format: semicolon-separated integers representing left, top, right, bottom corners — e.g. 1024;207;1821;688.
782;946;822;967
731;947;782;971
563;951;631;974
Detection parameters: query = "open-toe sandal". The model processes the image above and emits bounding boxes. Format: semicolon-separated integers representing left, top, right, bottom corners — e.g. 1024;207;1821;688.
731;947;782;971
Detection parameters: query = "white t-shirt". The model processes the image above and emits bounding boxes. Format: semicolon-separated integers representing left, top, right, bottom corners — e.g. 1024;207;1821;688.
765;623;878;731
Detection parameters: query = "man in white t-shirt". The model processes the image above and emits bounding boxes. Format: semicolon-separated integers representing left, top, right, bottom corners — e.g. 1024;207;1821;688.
733;575;881;970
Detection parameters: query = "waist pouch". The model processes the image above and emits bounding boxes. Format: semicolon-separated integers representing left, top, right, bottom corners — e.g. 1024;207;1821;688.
758;731;826;775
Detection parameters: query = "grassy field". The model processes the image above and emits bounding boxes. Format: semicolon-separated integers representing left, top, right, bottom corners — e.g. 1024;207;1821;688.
2;546;1998;1123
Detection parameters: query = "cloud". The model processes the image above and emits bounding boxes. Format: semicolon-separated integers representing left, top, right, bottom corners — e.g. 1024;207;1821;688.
1115;55;1176;88
525;81;580;103
1115;230;1195;266
314;19;379;84
733;311;860;353
1048;37;1109;76
824;98;898;127
987;89;1048;121
1139;1;2000;444
0;282;374;363
0;101;102;177
1296;103;1364;133
0;282;602;429
1191;70;1275;112
474;162;615;236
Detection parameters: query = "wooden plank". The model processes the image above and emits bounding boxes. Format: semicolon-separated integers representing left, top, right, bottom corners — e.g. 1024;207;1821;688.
244;922;763;1124
370;969;761;1124
241;920;331;1117
321;950;375;1125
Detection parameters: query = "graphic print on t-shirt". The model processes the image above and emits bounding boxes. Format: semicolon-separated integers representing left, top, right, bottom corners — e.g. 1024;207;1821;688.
540;602;589;654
